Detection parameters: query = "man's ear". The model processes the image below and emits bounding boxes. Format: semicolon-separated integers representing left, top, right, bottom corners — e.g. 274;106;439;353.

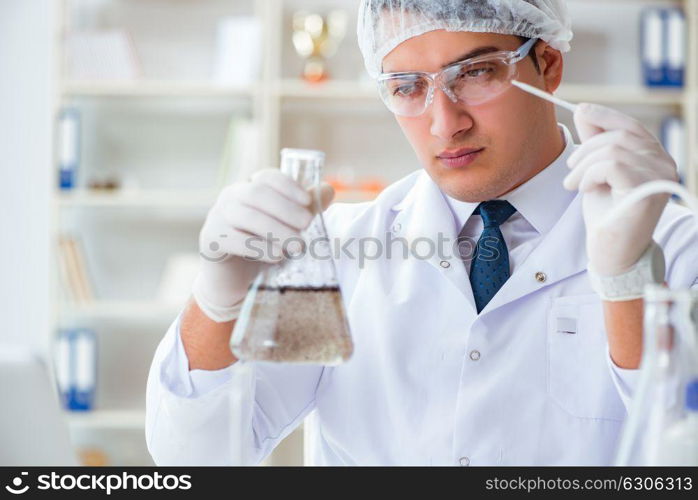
537;44;564;93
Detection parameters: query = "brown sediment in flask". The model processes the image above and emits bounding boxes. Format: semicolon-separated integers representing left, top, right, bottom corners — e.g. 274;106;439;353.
235;285;353;364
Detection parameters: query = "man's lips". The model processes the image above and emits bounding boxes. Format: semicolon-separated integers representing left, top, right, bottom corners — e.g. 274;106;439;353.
436;147;485;168
437;147;484;159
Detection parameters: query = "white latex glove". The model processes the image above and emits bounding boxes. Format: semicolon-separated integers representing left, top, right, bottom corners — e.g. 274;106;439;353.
563;103;679;277
193;168;335;323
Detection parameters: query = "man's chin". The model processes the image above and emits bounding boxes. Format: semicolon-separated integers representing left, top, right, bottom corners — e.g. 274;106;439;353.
429;166;505;202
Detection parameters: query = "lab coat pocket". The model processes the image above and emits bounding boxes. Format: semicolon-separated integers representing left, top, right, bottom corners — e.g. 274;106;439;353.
547;294;626;422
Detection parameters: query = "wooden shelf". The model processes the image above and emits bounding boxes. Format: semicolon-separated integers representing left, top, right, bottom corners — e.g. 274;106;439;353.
277;79;688;106
58;300;183;320
62;80;256;98
60;78;690;108
557;84;687;106
277;79;379;100
66;409;145;430
56;188;382;207
56;189;218;208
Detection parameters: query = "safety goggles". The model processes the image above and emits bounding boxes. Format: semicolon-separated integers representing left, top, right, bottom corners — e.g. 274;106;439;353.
377;38;538;117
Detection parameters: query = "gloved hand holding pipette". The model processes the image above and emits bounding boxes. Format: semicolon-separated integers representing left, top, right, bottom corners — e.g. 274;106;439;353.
512;80;680;279
564;103;679;277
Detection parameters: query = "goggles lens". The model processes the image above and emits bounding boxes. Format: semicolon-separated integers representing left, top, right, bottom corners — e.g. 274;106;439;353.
378;57;518;117
377;38;539;117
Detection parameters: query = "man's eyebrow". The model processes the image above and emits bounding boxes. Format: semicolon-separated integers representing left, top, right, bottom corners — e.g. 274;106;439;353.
382;45;502;73
442;46;501;68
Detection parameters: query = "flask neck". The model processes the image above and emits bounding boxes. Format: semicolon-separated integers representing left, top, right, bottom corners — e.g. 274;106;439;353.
280;151;323;189
285;164;320;189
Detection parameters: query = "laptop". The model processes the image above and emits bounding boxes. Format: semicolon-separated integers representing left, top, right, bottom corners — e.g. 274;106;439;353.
0;345;77;465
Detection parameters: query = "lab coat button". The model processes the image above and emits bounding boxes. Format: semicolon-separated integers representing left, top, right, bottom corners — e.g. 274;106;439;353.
392;222;402;233
459;456;470;466
535;271;547;283
469;350;481;361
439;260;450;269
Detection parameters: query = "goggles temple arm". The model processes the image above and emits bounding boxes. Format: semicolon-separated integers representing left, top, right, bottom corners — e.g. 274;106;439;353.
513;37;538;62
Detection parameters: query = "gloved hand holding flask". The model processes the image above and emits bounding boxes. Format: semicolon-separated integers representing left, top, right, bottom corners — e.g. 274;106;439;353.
194;166;335;323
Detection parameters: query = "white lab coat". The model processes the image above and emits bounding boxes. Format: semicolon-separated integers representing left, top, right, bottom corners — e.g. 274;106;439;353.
145;126;698;466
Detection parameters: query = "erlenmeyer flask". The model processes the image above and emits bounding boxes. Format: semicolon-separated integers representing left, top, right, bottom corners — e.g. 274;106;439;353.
615;285;698;465
230;148;353;365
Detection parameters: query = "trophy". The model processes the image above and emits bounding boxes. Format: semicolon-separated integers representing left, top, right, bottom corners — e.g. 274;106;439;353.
292;10;348;82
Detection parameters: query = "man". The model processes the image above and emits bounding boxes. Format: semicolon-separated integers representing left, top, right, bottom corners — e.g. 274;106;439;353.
146;0;697;465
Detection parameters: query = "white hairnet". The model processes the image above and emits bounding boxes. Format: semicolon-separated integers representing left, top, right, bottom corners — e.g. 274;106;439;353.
357;0;573;78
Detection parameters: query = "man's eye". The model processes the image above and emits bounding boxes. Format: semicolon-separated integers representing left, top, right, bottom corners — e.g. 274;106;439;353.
392;83;424;97
460;67;492;79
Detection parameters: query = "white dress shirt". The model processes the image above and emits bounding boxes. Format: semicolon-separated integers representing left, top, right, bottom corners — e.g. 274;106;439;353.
145;125;698;465
444;127;570;277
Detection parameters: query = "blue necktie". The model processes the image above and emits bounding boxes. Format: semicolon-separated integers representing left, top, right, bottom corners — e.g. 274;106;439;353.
468;200;517;314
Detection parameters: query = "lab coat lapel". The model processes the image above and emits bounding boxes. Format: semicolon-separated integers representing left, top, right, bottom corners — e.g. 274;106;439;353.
397;172;478;315
480;193;588;315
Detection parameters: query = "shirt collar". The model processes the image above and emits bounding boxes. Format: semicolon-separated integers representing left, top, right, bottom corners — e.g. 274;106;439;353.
444;124;577;235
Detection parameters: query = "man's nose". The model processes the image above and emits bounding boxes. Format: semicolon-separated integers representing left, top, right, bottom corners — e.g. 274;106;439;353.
429;87;474;141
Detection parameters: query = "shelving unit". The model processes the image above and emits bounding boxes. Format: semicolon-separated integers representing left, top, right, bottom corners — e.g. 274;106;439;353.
58;301;183;321
62;81;256;98
57;189;217;208
57;187;374;208
273;79;690;105
276;79;379;99
66;409;145;431
49;0;698;466
558;84;686;106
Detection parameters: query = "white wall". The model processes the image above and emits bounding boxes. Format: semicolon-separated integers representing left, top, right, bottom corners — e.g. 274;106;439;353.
0;0;54;351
